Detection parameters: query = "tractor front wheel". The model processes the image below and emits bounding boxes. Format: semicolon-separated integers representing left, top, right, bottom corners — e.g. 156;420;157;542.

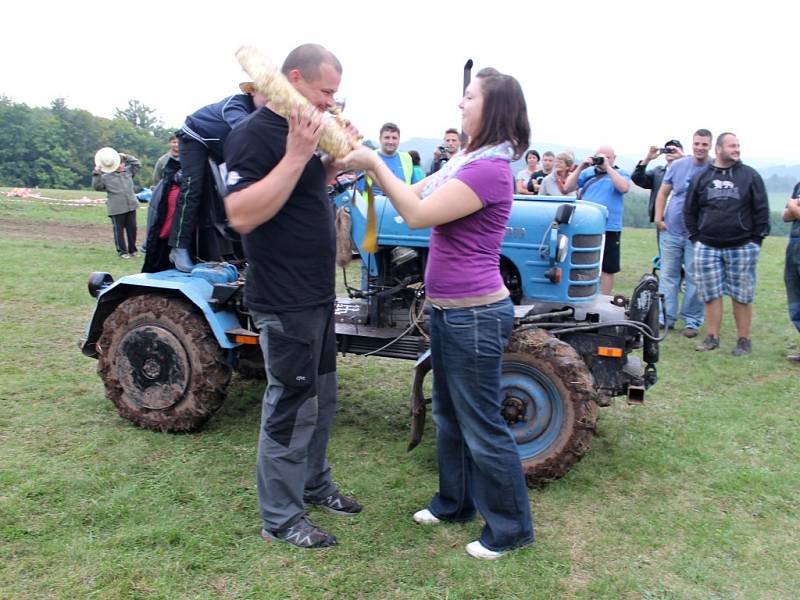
502;328;598;485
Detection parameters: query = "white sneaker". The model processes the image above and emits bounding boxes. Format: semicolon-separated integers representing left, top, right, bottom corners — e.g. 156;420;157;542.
412;508;441;524
465;540;506;560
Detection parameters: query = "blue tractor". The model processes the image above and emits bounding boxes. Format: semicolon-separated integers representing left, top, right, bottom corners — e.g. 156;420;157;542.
81;172;661;486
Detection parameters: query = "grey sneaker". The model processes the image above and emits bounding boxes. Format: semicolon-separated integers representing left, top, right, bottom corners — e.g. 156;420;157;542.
682;327;699;339
261;516;337;548
696;335;719;352
306;491;362;516
732;337;752;356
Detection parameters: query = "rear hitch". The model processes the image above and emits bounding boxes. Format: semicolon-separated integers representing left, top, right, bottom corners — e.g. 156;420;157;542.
626;383;645;405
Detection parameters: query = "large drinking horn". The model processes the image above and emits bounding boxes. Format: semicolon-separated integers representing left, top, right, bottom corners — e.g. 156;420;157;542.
235;45;358;159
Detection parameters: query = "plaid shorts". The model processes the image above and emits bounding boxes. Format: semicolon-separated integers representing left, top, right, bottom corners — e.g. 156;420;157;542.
693;241;760;303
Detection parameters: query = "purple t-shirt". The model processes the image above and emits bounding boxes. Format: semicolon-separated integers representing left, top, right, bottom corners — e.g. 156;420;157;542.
425;158;513;299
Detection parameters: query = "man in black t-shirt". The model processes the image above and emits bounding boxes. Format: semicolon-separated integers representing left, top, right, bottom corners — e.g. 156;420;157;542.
224;43;361;549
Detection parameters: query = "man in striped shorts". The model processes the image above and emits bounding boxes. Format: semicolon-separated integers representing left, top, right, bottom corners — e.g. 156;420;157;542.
684;133;770;355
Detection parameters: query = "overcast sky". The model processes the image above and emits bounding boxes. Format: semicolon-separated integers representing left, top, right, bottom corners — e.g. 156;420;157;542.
2;1;797;167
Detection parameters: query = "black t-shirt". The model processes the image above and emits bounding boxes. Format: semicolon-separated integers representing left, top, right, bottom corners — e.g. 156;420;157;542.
224;107;336;312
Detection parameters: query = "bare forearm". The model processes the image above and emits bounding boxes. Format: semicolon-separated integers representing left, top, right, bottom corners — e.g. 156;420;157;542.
607;168;630;193
785;198;800;221
225;156;307;234
368;161;426;227
654;184;670;222
564;168;582;193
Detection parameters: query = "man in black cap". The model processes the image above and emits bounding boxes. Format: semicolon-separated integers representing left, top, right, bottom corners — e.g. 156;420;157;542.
632;139;684;238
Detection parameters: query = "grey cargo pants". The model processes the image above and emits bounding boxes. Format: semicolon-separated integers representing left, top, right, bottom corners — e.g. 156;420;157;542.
252;304;338;531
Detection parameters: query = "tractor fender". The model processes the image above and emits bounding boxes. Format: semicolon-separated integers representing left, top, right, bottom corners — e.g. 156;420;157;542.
81;270;241;358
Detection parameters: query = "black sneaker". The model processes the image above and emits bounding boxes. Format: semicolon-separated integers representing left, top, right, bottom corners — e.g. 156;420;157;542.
306;491;363;516
696;335;719;352
731;337;752;356
261;516;337;548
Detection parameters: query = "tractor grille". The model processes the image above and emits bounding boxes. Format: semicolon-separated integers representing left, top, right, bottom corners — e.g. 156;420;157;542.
572;234;603;248
569;268;599;281
568;284;597;297
572;250;601;264
568;235;602;298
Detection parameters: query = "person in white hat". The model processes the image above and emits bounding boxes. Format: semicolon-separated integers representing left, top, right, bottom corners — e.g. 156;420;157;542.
167;82;267;272
92;148;142;258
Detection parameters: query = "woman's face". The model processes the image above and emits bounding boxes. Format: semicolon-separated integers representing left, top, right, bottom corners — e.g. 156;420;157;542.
527;154;539;170
555;159;567;173
459;78;484;138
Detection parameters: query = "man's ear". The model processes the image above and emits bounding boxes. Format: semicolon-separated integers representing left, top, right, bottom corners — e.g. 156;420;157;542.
285;69;302;84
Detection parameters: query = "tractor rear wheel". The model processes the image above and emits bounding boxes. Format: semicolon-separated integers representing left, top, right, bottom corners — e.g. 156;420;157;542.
502;328;598;486
97;294;231;432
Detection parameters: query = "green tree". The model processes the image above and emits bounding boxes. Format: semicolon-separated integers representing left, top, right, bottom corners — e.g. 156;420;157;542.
114;99;161;130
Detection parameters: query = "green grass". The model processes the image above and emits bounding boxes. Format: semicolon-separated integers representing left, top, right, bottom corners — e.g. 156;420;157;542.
1;201;798;599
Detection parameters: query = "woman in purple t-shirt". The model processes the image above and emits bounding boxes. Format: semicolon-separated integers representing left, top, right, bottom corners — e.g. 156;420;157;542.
344;67;534;560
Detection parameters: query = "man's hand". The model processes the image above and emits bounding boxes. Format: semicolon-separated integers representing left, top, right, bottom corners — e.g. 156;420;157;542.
580;156;595;170
669;147;685;160
286;106;324;164
655;220;667;231
644;146;659;163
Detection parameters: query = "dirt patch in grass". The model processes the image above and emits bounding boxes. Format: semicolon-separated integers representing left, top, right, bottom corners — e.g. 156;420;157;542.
0;218;110;245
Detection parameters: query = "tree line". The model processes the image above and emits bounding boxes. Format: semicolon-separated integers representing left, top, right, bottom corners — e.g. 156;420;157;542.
0;96;174;189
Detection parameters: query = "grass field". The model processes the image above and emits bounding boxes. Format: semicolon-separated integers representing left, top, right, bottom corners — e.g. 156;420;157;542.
1;190;798;599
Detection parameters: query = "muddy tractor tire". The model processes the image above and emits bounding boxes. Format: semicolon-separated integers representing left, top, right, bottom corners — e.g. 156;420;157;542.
502;328;598;486
97;294;232;432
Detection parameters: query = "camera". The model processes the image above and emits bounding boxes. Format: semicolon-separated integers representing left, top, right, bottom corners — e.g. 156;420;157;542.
591;156;605;166
437;145;448;155
658;147;677;154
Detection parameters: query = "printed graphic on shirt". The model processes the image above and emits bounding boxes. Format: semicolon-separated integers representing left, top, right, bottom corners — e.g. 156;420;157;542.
226;171;242;187
707;179;740;200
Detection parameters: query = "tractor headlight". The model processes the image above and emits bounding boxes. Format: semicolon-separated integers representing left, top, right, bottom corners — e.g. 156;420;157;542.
556;234;569;263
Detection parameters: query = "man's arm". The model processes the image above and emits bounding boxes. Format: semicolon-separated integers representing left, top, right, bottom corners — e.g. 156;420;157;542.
564;157;592;193
653;182;672;231
225;108;323;235
683;174;702;241
92;171;106;191
631;146;660;189
782;199;800;222
221;95;255;129
784;183;800;221
606;166;630;193
120;153;141;177
152;155;167;186
750;172;770;242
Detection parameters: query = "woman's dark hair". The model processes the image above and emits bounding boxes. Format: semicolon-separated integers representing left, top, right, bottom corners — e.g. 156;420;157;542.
466;68;530;159
525;149;540;161
408;150;421;166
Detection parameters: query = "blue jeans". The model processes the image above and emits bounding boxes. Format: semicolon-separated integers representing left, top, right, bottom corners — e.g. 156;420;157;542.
427;297;534;552
658;231;704;329
785;238;800;332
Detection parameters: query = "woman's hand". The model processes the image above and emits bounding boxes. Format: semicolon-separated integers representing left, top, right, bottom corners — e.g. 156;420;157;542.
342;146;379;172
